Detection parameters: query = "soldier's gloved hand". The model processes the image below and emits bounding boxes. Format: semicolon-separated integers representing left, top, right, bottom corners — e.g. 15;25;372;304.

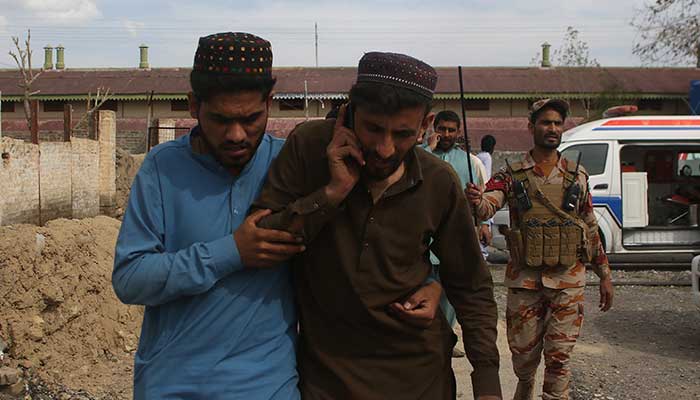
387;281;442;328
466;182;483;206
599;277;614;312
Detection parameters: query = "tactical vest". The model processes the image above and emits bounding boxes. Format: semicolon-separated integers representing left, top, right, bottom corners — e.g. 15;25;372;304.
506;160;592;269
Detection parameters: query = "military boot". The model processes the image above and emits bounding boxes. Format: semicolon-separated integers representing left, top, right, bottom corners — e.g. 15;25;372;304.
513;379;535;400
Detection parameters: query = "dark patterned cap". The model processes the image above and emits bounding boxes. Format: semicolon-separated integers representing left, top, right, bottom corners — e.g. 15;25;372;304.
529;98;569;122
356;52;437;99
193;32;272;77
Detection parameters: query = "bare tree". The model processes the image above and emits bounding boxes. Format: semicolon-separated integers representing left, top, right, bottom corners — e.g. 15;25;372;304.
8;29;42;131
632;0;700;66
553;27;600;68
529;27;600;67
531;27;601;118
74;87;113;133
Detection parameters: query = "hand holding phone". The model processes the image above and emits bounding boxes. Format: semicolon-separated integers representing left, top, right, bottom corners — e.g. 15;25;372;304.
324;104;364;206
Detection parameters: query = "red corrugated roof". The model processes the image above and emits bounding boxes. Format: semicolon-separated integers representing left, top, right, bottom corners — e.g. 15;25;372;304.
0;67;697;98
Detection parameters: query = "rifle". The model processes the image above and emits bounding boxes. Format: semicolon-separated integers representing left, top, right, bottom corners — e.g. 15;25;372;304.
458;66;477;225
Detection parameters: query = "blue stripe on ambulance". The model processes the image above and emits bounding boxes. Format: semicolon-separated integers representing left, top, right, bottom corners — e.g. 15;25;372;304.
593;196;622;226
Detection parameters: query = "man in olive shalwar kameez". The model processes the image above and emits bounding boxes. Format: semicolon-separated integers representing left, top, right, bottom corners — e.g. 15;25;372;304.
254;52;502;400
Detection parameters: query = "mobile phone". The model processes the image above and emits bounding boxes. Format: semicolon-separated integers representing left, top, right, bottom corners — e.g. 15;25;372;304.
343;102;355;131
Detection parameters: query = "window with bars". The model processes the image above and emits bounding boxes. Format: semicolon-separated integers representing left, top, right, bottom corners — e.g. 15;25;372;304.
1;102;15;112
43;101;65;112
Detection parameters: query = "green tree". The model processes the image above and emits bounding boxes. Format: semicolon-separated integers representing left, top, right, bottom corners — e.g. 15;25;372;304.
632;0;700;66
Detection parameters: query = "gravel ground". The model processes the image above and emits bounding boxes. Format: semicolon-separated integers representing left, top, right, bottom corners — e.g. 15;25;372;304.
454;265;700;400
571;285;700;400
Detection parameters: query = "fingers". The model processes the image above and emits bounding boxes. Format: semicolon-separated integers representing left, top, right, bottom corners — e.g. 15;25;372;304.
256;227;303;244
334;103;347;130
599;283;614;312
335;145;365;166
248;208;272;224
388;301;433;328
261;241;306;256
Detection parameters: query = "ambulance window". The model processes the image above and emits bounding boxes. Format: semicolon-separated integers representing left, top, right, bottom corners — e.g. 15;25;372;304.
561;144;608;175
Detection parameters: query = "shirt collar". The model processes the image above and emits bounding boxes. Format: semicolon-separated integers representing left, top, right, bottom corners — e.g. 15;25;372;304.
525;150;566;177
383;146;424;198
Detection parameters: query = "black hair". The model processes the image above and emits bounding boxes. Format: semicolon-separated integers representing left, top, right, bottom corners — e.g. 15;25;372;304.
433;110;461;129
481;134;496;153
190;70;276;102
348;82;432;116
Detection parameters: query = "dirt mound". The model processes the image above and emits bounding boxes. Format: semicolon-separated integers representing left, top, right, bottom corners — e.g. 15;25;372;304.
0;216;141;399
115;148;145;219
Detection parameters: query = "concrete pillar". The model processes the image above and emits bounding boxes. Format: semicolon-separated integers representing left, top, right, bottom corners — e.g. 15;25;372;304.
43;45;53;70
541;42;551;68
97;110;116;216
55;45;65;70
139;44;149;69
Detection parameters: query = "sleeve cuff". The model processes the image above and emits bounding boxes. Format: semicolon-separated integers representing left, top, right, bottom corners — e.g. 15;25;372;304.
208;235;244;277
289;187;338;216
470;365;502;398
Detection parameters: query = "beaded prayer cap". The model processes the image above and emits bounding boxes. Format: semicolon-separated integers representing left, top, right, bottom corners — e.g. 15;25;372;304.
356;52;437;99
193;32;272;77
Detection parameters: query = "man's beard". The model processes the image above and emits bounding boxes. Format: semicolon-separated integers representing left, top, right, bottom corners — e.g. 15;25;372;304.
200;129;265;170
437;136;455;151
535;133;560;149
361;148;406;181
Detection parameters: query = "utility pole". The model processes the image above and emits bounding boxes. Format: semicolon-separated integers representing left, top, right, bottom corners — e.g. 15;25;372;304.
315;22;319;68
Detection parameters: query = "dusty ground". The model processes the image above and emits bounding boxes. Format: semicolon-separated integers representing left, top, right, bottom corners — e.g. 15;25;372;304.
454;266;700;400
0;217;142;400
114;148;145;219
1;219;697;400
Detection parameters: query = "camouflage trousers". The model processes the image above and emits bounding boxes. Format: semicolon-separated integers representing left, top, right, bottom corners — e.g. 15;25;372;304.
506;286;585;400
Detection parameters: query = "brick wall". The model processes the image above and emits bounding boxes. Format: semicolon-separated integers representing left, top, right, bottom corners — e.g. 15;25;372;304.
0;138;40;225
39;142;73;223
117;130;147;154
0;111;117;226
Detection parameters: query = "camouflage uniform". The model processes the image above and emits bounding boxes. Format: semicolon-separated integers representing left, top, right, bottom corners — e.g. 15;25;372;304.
476;151;611;400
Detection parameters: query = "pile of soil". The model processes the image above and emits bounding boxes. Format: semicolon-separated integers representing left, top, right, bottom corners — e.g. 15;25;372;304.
115;148;145;219
0;217;141;399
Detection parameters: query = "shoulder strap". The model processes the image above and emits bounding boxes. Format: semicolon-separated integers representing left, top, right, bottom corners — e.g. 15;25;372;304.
528;177;589;231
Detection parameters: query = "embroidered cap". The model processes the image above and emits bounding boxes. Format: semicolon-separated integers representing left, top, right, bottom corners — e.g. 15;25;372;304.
356;52;437;99
193;32;272;77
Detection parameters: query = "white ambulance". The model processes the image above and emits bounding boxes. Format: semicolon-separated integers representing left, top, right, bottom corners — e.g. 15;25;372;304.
556;116;700;268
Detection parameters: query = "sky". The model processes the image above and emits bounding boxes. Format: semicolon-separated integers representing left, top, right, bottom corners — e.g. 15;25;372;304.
0;0;669;69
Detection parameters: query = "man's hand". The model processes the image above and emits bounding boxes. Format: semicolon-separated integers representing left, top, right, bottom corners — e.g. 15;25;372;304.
234;209;306;268
427;131;440;151
599;276;614;311
465;182;483;207
479;224;492;246
388;281;442;328
325;104;364;206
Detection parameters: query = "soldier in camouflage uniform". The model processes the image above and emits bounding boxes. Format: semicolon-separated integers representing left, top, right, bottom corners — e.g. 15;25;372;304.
466;99;614;400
